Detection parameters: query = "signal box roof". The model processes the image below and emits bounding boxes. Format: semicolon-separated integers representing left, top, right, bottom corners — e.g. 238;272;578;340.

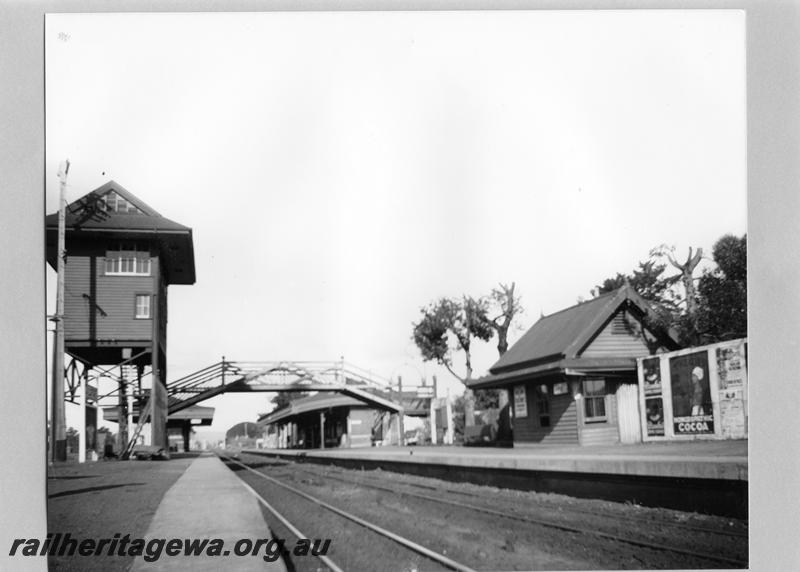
45;181;196;285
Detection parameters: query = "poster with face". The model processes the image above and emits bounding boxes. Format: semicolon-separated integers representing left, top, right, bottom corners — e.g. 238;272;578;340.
645;397;664;436
642;357;662;396
670;351;714;435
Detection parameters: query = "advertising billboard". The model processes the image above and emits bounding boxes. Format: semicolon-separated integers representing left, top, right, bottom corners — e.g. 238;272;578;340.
669;351;714;435
639;338;747;441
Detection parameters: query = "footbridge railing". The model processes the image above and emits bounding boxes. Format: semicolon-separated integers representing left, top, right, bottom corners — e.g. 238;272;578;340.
167;360;399;415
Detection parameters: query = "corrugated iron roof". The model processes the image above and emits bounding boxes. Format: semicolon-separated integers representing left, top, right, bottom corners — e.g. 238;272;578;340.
45;181;190;233
488;285;673;375
258;392;371;425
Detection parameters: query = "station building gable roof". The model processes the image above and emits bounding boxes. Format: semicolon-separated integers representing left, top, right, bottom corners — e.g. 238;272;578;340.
469;285;680;389
45;180;196;285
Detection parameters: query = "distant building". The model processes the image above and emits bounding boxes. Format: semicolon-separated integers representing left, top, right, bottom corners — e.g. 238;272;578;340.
258;392;405;449
103;404;214;452
226;421;263;449
469;285;680;446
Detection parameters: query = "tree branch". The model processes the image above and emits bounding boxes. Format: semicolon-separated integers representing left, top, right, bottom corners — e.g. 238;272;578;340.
443;362;466;384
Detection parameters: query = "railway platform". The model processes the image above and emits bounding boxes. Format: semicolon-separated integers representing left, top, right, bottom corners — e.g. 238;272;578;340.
130;453;286;571
248;440;748;480
245;440;748;518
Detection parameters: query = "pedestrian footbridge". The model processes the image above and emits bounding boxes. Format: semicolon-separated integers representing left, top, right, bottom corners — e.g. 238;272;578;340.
167;360;405;415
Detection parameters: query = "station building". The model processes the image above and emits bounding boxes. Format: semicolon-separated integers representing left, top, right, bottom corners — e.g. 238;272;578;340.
258;391;430;449
468;285;680;446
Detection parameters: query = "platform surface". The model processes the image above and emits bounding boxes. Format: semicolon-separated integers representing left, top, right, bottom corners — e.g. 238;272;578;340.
247;439;748;481
130;453;286;571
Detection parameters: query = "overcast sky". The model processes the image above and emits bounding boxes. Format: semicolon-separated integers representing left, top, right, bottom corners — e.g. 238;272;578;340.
45;10;746;438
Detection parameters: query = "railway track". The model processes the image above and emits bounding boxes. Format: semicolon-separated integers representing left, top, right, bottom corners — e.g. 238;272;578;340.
220;453;477;572
316;464;749;540
233;452;748;569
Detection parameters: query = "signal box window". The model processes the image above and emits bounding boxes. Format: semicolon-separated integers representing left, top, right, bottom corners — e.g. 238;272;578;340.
536;384;550;427
106;243;151;276
101;190;144;214
135;295;151;319
583;378;607;422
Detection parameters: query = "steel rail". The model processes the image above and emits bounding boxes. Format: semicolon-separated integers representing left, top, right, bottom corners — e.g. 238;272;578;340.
250;454;748;569
255;455;748;540
220;454;477;572
362;471;749;540
234;477;344;572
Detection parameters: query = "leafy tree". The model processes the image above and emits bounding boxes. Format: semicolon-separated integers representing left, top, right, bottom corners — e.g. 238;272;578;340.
592;260;678;302
412;296;493;426
696;234;747;342
591;235;746;348
270;391;309;412
591;259;684;346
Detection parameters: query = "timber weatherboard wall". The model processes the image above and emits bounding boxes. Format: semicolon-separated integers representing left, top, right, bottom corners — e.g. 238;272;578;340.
513;381;579;445
64;249;159;343
580;310;659;358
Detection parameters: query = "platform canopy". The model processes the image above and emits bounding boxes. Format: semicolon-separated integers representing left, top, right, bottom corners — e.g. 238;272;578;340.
103;404;214;427
257;392;381;426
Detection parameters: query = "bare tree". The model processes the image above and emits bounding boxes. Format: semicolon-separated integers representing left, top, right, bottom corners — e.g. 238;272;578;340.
488;282;523;356
650;244;703;315
486;282;523;409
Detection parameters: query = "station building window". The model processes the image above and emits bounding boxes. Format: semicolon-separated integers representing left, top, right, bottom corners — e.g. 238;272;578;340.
583;378;607;422
536;384;550;427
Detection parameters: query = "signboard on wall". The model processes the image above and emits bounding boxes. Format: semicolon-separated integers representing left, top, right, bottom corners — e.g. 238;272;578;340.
669;351;714;435
642;357;662;396
719;389;746;438
644;397;665;436
513;385;528;418
717;341;747;438
716;343;746;390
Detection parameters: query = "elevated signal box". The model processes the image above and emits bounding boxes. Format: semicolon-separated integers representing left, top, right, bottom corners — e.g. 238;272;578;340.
46;181;195;451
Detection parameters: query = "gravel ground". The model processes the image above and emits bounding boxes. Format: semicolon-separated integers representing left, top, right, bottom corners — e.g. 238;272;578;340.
46;453;199;571
229;452;748;571
41;450;748;571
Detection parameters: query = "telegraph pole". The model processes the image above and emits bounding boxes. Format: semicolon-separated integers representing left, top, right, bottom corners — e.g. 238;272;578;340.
51;160;69;462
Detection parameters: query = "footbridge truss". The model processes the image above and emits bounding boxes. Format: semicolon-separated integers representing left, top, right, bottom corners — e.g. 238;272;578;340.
167;360;405;415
